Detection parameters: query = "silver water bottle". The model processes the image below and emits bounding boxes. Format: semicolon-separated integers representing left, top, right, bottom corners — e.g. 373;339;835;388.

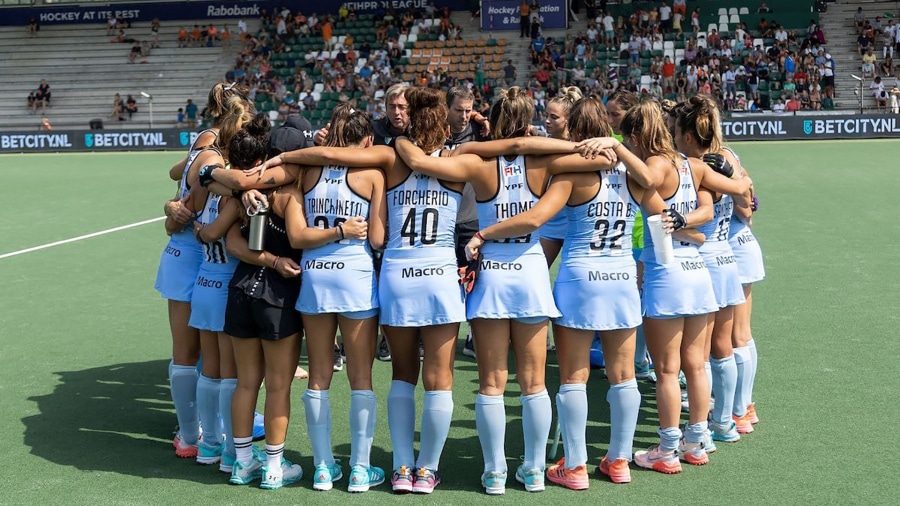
247;200;267;251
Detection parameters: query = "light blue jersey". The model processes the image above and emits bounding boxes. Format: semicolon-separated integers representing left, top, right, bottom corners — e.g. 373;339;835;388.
723;147;765;284
699;193;745;308
467;155;560;320
297;165;378;314
189;193;238;331
553;166;642;330
380;165;465;326
640;155;717;318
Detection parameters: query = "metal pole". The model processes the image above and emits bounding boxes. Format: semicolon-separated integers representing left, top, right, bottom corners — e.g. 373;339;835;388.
149;99;154;129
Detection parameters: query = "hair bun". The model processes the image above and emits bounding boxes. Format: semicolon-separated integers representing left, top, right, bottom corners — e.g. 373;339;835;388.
246;113;271;136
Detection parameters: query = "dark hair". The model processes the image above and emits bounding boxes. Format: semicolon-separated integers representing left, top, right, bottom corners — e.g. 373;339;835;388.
446;85;474;107
676;94;723;152
406;87;448;154
228;113;270;169
324;103;373;147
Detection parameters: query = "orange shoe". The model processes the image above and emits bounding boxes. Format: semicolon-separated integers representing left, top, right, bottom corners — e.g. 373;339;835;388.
546;459;589;490
747;403;759;424
597;456;632;483
633;446;681;475
733;411;755;434
173;433;198;458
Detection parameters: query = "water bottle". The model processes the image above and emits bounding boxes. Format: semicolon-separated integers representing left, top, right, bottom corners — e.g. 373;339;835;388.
247;200;267;251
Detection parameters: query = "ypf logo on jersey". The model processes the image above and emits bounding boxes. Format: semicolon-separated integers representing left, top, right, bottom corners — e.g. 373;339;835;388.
803;120;813;135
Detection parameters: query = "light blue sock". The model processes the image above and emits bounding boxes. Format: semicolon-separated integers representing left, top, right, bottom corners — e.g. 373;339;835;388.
197;374;222;446
658;426;682;453
556;384;588;468
302;389;334;467
170;365;199;444
683;421;708;443
607;378;641;462
219;378;237;459
710;355;737;426
387;380;416;470
634;324;649;365
733;346;751;417
521;389;551;471
747;338;758;403
350;390;377;468
705;361;713;396
475;394;507;474
416;390;454;471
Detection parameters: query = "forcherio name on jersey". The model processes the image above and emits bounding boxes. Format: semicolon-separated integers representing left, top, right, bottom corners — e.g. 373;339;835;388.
85;132;167;148
1;134;72;149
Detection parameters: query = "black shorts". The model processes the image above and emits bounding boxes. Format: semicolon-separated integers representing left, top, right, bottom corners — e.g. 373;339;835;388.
454;220;479;268
223;289;302;341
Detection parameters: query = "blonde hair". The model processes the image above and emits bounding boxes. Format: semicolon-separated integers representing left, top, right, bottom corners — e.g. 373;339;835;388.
206;82;249;125
489;86;534;139
619;99;679;165
566;96;612;142
676;94;723;153
406;87;447;154
547;86;583;116
216;95;254;150
384;83;409;105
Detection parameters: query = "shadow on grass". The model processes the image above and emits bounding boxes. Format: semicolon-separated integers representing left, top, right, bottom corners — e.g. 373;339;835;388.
23;360;225;484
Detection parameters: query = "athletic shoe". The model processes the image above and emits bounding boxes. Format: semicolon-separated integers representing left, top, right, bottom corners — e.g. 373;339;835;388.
634;359;657;382
710;420;741;443
348;465;385;492
340;342;346;362
462;330;476;358
252;411;265;441
701;430;718;454
196;441;224;465
747;402;759;424
481;471;507;495
229;458;264;485
677;440;709;466
173;433;198;458
220;453;236;474
633;445;682;474
597;456;632;484
546;459;589;490
376;335;392;362
313;461;344;491
515;464;545;492
733;411;755;434
260;459;303;490
391;465;414;493
220;448;264;474
412;467;441;494
333;345;344;372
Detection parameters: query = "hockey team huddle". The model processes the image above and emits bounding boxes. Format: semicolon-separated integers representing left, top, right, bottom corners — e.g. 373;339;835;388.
157;80;764;494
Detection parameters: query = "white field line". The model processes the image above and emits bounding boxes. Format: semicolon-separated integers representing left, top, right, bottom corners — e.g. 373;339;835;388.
0;217;165;260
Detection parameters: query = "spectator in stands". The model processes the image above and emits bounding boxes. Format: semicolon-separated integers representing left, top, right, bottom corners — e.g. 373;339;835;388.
890;85;900;114
690;7;700;33
520;0;530;38
871;76;888;111
531;16;542;40
504;60;517;87
26;90;36;112
128;41;142;63
109;93;125;121
207;24;218;46
879;56;893;78
185;99;198;127
190;24;202;46
107;15;118;36
32;79;51;114
858;30;872;56
150;18;160;48
27;17;39;37
854;7;866;34
862;48;877;78
882;22;895;60
177;26;188;47
176;108;185;127
125;94;138;119
41;116;52;131
771;97;785;112
757;2;772;14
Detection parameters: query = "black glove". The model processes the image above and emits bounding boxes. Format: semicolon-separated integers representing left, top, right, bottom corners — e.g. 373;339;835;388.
701;153;734;178
751;194;759;212
198;163;223;187
664;208;687;231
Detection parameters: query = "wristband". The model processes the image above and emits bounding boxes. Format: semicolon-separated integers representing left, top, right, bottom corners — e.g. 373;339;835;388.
198;164;222;187
337;224;345;240
475;231;485;241
272;256;280;269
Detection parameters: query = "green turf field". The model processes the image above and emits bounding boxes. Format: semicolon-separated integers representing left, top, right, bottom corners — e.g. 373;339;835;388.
0;142;896;505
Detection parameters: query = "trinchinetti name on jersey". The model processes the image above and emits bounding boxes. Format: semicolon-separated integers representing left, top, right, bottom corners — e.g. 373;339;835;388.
306;198;366;217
